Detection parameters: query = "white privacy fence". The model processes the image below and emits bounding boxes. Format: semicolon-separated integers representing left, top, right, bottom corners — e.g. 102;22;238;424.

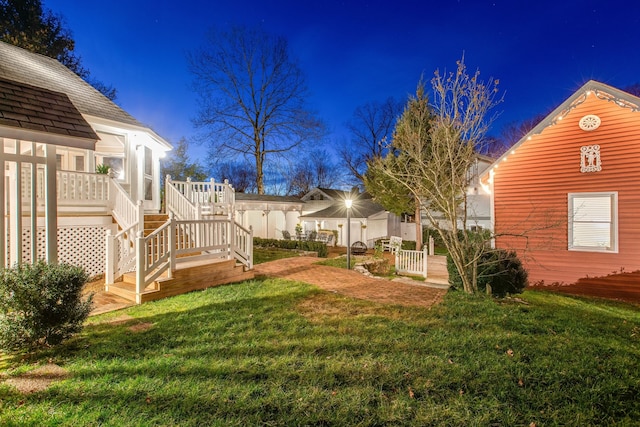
395;247;428;278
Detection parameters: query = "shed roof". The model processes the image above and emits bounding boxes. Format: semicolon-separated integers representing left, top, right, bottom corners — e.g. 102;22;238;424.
0;76;97;149
235;193;303;203
301;198;385;220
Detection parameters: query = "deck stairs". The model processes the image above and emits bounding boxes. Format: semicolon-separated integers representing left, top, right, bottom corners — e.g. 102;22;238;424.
105;178;254;304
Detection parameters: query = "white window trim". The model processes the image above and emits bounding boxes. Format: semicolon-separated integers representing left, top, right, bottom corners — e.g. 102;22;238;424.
568;192;618;253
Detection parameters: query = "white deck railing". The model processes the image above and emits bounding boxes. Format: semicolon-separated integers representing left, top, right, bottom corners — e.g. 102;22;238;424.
166;176;235;218
23;169;111;206
395;247;428;278
132;216;253;302
57;171;111;204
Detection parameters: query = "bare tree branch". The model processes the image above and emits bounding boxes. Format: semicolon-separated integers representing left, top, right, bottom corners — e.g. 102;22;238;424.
189;25;325;194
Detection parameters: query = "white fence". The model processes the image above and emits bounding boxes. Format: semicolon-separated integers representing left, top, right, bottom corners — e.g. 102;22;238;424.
395;247;428;278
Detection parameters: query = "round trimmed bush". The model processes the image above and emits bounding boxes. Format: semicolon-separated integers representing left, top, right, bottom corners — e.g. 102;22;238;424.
447;249;528;297
0;261;93;351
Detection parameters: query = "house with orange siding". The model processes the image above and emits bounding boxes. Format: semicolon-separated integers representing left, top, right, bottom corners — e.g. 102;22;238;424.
483;80;640;286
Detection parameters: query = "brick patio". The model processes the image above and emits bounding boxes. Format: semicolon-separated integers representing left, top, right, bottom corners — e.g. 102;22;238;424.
254;256;446;308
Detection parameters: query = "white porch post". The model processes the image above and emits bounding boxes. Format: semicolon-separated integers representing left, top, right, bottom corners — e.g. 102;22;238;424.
44;144;57;263
105;230;115;286
10;160;21;265
0;151;4;267
135;230;145;304
169;213;176;276
422;246;428;278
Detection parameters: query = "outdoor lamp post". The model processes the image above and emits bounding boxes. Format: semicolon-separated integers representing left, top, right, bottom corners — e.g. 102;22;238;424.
345;198;352;269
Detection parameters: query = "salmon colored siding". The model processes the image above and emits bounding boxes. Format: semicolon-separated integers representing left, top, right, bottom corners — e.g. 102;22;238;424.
493;93;640;285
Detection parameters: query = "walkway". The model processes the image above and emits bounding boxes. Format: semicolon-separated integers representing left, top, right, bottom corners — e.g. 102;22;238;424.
254;256;446;308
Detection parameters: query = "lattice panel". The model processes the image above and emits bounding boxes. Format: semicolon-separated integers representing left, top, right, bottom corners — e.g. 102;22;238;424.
20;226;110;277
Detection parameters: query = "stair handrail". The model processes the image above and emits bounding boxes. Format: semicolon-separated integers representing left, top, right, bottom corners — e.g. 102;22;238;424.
166;176;235;218
136;218;173;299
105;221;138;286
165;175;199;220
105;174;143;286
233;222;253;270
110;175;143;229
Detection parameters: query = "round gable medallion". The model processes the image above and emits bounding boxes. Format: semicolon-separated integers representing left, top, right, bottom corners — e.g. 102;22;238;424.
579;114;601;131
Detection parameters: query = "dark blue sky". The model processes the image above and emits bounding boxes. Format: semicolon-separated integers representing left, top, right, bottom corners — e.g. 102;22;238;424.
46;0;640;159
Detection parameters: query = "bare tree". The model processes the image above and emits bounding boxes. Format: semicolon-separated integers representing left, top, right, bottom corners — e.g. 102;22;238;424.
286;149;339;197
371;58;503;294
211;161;257;193
341;97;403;185
189;25;325;194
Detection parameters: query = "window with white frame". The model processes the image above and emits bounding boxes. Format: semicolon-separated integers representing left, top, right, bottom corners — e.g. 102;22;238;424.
568;192;617;252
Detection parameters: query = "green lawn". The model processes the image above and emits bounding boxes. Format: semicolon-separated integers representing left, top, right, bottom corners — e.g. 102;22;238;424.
1;280;639;426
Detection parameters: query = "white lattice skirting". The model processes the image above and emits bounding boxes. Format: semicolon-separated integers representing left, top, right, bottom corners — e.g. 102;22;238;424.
18;226;111;277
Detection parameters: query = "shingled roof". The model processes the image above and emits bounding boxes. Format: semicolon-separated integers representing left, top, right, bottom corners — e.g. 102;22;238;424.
0;76;97;148
300;198;386;219
0;41;142;127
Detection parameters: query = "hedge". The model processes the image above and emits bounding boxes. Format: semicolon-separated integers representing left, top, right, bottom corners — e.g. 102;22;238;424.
253;238;328;258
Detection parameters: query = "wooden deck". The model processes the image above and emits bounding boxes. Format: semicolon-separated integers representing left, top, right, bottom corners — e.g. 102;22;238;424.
107;258;254;303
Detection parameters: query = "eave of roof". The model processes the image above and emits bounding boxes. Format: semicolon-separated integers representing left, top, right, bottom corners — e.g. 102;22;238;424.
235;193;303;203
481;80;640;182
0;41;171;150
0;77;97;149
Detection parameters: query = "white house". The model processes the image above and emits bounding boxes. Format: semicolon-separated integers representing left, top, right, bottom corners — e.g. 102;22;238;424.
0;42;253;304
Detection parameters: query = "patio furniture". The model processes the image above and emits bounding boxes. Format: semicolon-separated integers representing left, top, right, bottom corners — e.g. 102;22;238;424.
382;236;403;254
351;241;368;255
282;230;291;240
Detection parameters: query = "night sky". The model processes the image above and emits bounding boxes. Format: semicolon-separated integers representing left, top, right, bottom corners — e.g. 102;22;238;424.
45;0;640;160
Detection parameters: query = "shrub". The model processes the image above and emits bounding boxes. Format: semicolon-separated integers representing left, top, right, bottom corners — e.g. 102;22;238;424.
253;238;328;258
447;249;528;297
401;240;417;250
0;261;93;351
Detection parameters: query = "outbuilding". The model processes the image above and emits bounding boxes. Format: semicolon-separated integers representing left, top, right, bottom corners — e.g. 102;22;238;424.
484;80;640;286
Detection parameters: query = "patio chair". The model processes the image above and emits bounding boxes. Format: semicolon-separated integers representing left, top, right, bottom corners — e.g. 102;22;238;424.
351;241;368;255
307;230;317;241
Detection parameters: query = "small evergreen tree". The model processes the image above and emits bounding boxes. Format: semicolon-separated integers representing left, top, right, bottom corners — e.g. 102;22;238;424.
0;261;93;351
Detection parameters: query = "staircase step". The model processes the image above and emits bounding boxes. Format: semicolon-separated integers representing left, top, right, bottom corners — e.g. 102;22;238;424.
145;214;169;222
108;258;253;304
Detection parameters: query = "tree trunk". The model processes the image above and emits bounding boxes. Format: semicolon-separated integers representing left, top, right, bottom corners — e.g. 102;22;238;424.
255;150;264;195
414;201;423;250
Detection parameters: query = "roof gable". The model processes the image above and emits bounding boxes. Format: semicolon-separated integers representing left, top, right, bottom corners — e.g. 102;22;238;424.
482;80;640;182
0;77;97;149
0;41;143;128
